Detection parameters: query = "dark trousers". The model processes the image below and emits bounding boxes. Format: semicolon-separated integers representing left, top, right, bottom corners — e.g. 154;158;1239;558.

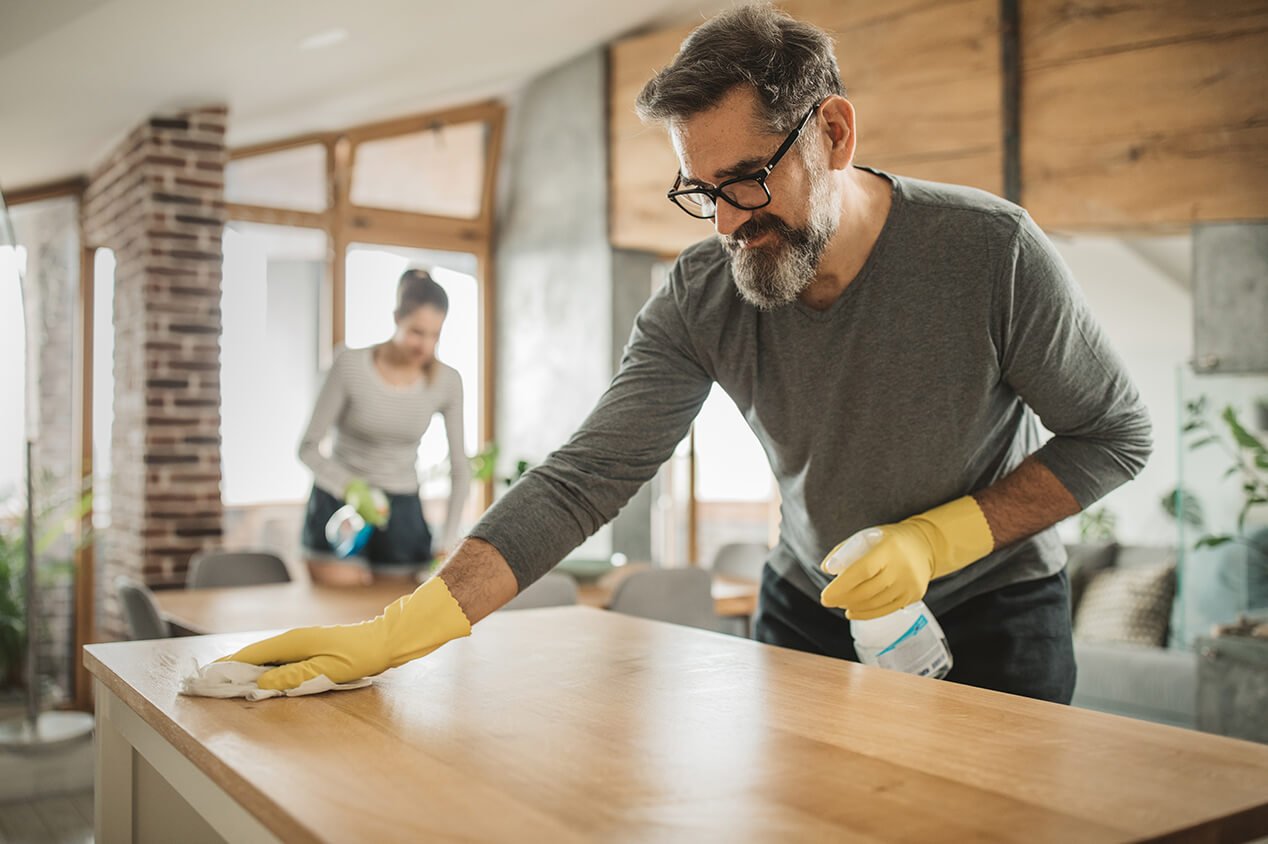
301;485;433;568
753;565;1077;703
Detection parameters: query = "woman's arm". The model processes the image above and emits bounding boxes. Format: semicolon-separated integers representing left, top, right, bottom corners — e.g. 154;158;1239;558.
298;352;355;495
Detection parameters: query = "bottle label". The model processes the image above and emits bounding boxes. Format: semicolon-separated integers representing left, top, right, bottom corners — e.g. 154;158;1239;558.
874;615;951;679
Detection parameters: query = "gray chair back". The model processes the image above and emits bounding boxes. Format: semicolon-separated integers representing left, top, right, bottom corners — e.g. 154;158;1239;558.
609;567;719;631
710;542;768;582
115;577;171;640
503;572;578;611
187;550;291;589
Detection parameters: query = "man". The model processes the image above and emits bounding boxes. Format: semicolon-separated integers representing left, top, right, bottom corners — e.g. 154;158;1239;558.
227;5;1151;703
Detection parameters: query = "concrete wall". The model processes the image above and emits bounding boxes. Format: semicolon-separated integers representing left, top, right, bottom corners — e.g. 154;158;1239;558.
609;249;660;561
495;49;659;562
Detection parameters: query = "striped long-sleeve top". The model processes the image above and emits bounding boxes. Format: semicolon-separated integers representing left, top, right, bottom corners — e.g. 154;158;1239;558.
298;345;471;551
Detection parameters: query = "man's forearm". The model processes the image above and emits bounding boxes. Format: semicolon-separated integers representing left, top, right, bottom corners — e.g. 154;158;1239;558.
434;537;519;623
972;456;1082;549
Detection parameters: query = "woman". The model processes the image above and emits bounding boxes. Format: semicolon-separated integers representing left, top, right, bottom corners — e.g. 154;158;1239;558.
298;268;470;585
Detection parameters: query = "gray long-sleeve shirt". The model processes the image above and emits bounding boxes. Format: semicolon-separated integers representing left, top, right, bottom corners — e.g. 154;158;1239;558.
299;346;471;550
471;167;1152;614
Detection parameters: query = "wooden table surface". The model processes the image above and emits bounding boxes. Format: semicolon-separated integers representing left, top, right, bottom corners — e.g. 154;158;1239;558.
154;581;417;636
155;569;758;636
86;607;1268;843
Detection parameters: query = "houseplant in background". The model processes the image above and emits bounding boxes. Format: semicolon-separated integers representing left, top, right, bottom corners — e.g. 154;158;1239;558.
0;525;24;692
470;442;533;488
1078;506;1118;543
1180;396;1268;549
0;476;89;698
1176;395;1268;742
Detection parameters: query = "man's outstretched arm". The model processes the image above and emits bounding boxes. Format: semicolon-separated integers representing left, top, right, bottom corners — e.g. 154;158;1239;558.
435;537;519;623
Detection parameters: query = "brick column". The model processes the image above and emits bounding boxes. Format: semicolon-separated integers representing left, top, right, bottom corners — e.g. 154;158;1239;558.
82;106;227;637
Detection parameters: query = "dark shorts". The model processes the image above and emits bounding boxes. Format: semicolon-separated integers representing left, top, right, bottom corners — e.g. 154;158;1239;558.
301;485;433;571
753;565;1076;703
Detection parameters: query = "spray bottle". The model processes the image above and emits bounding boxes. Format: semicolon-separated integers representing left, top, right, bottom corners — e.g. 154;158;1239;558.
822;527;954;679
324;488;389;559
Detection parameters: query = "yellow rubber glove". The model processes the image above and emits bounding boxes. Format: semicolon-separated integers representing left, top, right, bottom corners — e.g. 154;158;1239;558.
819;497;994;621
344;478;389;529
221;576;471;691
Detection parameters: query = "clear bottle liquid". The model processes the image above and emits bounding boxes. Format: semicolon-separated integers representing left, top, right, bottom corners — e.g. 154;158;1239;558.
325;505;373;558
324;488;388;558
822;527;954;679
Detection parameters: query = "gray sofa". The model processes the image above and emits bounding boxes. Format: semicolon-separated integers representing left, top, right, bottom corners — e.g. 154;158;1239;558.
1068;535;1268;732
1073;640;1197;728
1068;543;1198;728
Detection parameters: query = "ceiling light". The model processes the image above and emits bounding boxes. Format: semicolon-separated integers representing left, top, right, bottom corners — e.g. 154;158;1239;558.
299;29;348;50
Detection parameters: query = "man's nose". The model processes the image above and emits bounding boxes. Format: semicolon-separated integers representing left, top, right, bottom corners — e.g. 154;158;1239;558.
714;200;753;237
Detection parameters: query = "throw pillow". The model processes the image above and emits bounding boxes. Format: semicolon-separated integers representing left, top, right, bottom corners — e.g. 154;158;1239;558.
1064;542;1119;615
1074;562;1176;647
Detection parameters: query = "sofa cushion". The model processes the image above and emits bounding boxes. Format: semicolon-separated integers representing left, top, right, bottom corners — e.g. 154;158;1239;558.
1074;562;1176;647
1064;542;1118;614
1073;641;1197;728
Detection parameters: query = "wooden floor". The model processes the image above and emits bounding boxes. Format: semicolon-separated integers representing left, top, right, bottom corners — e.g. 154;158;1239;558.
0;790;92;844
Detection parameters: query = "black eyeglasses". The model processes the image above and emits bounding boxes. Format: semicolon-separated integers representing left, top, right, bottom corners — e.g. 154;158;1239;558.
667;99;824;220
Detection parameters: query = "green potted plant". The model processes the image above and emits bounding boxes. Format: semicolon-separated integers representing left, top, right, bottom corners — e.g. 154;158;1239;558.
1077;506;1117;543
1178;397;1268;742
0;524;24;692
0;478;90;696
1181;397;1268;549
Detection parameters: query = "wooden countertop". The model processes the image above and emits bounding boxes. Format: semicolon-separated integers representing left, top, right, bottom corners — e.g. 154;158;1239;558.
86;607;1268;843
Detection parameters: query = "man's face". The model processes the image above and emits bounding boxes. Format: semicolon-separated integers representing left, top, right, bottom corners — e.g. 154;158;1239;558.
670;87;838;309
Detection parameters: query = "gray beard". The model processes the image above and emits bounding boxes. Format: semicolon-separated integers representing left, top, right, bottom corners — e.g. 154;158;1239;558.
723;184;837;310
727;226;827;310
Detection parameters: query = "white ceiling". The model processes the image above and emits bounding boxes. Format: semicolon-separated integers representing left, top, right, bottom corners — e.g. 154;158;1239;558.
0;0;713;189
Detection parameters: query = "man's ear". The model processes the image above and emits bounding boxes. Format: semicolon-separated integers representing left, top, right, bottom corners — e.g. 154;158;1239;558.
819;95;856;171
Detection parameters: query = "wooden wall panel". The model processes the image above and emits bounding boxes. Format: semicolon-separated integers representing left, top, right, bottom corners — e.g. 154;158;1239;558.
609;24;697;258
609;0;1003;256
1021;0;1268;230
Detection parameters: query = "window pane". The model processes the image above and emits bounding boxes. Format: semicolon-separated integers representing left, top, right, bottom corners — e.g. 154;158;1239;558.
220;222;327;505
93;248;115;528
344;244;480;529
225;144;327;212
694;384;776;567
0;243;24;508
350;122;486;218
7;196;80;705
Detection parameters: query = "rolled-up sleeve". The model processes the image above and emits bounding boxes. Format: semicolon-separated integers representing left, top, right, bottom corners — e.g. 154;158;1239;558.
994;212;1153;507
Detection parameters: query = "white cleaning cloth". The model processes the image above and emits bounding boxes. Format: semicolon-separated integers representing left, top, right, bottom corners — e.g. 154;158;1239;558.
179;660;372;701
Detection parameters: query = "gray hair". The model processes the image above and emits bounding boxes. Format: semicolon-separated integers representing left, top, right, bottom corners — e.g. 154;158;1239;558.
635;4;845;135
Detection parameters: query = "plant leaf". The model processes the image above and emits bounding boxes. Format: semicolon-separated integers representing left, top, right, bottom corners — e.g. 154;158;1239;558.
1196;534;1234;549
1223;406;1268;456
